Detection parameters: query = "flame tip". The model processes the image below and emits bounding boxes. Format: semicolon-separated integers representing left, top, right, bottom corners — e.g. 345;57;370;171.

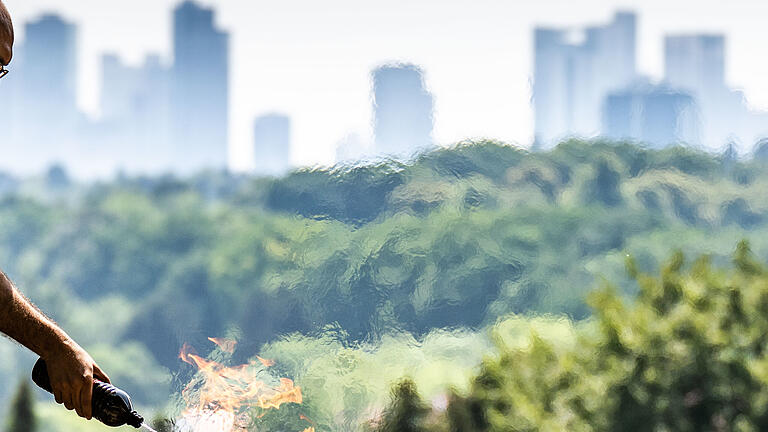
178;341;305;429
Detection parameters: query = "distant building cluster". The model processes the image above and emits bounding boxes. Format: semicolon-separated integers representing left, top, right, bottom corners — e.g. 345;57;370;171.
534;12;637;147
0;1;438;177
534;11;768;150
1;14;80;172
0;2;231;176
9;4;763;177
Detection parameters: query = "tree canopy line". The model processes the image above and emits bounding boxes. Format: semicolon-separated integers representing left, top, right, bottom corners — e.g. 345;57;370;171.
3;139;768;430
372;244;768;431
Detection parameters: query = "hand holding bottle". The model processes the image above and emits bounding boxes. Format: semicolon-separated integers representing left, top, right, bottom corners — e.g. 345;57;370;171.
33;357;145;428
41;340;111;420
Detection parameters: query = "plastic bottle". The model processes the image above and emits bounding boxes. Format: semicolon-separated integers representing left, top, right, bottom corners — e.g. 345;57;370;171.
31;358;144;428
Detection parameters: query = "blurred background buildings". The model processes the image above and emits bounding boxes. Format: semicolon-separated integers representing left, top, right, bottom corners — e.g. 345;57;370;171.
2;2;768;177
533;11;768;150
1;14;80;171
372;64;435;158
171;1;229;173
533;12;637;147
253;113;291;176
1;1;231;176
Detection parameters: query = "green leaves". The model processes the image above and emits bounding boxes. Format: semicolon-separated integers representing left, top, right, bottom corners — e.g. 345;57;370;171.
5;139;768;425
397;247;768;431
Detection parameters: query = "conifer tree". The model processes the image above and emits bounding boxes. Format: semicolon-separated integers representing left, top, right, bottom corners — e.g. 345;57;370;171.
6;380;36;432
375;379;430;432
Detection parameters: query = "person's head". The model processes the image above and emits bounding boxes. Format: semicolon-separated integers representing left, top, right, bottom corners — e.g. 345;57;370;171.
0;0;13;67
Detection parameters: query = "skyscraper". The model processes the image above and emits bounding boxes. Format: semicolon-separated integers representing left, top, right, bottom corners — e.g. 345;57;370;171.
11;14;80;170
372;64;434;158
253;114;292;176
100;54;171;172
603;83;699;149
533;11;637;148
663;34;747;148
665;35;725;97
171;1;229;172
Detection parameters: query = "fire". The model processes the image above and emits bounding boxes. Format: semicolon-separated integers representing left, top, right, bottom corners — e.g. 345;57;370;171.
256;356;275;367
208;337;238;354
175;409;236;432
177;339;310;432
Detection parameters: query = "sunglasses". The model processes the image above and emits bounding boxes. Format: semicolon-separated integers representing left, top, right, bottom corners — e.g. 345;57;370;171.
0;65;7;79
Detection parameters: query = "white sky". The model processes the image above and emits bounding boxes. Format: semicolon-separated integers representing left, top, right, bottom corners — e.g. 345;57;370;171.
5;0;768;171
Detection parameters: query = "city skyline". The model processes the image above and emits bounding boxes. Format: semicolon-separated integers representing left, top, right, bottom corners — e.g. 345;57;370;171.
3;0;768;175
533;12;768;149
0;2;232;176
534;11;636;147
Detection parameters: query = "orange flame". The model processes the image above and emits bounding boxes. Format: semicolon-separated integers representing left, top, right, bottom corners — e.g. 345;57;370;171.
208;337;238;354
178;339;310;432
256;356;276;367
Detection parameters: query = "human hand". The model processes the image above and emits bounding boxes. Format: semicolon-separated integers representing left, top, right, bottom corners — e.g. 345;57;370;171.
42;340;111;420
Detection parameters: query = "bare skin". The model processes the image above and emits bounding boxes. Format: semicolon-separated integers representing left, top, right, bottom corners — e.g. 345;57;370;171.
0;272;111;420
0;0;12;65
0;0;111;422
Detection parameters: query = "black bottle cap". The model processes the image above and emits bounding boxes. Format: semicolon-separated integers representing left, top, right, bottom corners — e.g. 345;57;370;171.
127;410;144;428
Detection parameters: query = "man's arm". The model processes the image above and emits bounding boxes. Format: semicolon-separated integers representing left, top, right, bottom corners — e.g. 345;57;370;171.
0;271;110;420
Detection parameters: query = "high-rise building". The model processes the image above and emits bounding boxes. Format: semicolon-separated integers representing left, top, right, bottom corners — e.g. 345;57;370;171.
372;64;434;158
9;14;80;170
603;83;699;149
100;54;171;172
663;34;751;149
171;1;229;172
533;11;637;148
253;114;292;176
665;35;725;97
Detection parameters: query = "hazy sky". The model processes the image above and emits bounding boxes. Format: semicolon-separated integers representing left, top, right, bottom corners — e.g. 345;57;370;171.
4;0;768;171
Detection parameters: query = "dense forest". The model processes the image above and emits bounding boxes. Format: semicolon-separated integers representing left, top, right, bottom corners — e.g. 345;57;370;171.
2;139;768;430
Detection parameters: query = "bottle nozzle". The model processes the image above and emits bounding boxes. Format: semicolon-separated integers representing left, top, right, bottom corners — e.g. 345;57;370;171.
127;411;144;428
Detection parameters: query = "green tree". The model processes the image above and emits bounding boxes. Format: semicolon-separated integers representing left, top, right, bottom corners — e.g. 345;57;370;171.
150;415;174;432
6;380;36;432
373;379;431;432
382;243;768;431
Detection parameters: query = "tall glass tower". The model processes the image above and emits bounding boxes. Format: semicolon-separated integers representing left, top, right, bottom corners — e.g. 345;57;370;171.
372;64;434;159
533;11;637;148
171;1;230;172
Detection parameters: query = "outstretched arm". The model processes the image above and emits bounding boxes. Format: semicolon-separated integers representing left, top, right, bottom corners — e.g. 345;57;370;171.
0;270;110;420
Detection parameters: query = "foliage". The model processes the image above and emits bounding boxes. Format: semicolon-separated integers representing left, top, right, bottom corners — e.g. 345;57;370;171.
150;415;175;432
378;244;768;431
253;317;573;431
2;140;768;425
373;379;431;432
